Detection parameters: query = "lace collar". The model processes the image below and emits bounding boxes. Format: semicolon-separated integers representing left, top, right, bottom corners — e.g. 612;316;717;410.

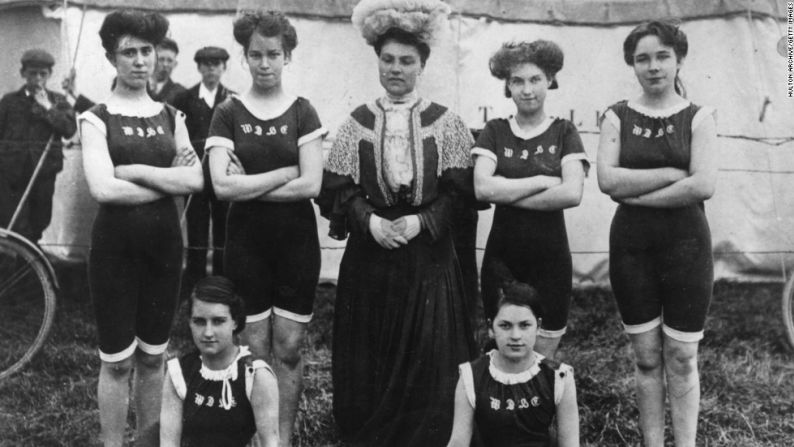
199;346;250;410
380;91;419;111
487;349;543;385
199;346;249;381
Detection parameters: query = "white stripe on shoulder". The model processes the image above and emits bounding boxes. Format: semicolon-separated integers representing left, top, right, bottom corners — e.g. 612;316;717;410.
691;106;716;131
459;363;476;408
603;109;620;132
205;136;234;151
554;363;574;405
167;358;187;400
78;111;106;137
471;147;497;162
298;126;328;147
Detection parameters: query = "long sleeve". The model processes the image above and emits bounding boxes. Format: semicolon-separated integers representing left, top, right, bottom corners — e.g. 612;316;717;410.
319;114;374;240
418;111;476;242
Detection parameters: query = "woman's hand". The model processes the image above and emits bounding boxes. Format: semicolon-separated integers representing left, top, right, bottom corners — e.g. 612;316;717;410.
369;214;407;249
171;146;198;167
392;215;422;241
226;150;246;176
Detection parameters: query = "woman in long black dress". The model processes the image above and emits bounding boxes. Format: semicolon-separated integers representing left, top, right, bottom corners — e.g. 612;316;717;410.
318;1;477;445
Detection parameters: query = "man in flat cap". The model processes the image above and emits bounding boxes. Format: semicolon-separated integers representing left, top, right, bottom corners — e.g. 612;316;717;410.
172;46;234;299
0;48;76;245
149;37;186;105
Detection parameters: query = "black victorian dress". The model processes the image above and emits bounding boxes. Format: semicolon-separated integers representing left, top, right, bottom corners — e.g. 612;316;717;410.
318;95;478;446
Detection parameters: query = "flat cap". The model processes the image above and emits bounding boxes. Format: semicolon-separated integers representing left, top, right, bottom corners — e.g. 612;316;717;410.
21;49;55;68
194;46;230;63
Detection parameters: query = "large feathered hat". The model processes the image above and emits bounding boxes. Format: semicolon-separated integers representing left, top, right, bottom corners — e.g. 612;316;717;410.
351;0;451;46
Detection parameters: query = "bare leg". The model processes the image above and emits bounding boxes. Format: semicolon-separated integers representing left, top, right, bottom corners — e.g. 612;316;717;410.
97;356;133;447
242;318;273;361
629;328;665;447
272;316;307;447
132;350;165;447
533;335;562;359
663;336;700;447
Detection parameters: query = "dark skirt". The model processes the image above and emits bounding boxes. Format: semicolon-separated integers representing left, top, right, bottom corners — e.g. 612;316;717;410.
332;213;477;447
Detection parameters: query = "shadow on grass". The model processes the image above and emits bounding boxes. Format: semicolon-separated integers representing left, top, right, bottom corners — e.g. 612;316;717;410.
1;265;792;446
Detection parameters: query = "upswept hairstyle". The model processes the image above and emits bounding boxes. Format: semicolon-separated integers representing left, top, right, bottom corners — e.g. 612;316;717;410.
623;21;688;96
157;37;179;54
494;280;544;326
489;40;564;97
374;27;431;66
98;10;169;54
189;276;247;335
233;10;297;55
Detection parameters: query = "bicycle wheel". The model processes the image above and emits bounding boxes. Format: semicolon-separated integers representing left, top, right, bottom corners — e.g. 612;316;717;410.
0;236;57;380
784;275;794;350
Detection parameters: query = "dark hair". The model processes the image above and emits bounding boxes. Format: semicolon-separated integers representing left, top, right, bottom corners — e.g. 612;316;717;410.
623;21;688;96
189;276;246;335
157;37;179;54
493;280;544;325
98;10;169;54
374;28;431;66
233;10;297;55
489;40;563;97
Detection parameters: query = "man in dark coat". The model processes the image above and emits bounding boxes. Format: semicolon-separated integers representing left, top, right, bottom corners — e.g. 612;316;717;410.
172;46;234;299
0;49;76;243
149;37;186;105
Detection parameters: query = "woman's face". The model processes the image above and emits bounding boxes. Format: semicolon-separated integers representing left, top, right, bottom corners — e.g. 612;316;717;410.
190;299;238;358
378;40;423;97
490;304;538;361
631;34;681;96
109;35;155;90
507;62;550;116
246;32;289;92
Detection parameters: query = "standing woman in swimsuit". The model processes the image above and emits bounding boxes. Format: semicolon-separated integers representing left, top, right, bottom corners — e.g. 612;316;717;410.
597;21;717;446
474;40;588;359
206;11;325;446
79;10;203;446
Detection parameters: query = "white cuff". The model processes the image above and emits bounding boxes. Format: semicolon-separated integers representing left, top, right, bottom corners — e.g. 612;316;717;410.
273;307;312;323
623;316;662;335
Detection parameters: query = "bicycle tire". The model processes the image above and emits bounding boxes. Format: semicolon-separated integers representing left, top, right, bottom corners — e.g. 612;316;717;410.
784;275;794;351
0;236;57;380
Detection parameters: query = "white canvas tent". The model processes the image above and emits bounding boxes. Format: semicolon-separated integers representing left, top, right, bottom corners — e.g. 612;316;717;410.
0;0;791;283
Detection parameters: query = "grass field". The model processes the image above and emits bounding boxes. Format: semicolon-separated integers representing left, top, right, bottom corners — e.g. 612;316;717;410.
1;264;793;446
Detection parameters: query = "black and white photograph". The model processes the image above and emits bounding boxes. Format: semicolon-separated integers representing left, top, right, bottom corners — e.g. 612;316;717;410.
0;0;792;445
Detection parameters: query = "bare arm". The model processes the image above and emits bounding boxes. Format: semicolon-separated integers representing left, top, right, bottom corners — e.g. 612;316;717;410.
621;114;718;208
258;136;323;201
511;160;586;211
556;370;580;447
208;146;299;202
596;117;687;199
251;368;280;447
80;119;165;204
159;372;183;447
113;116;203;195
473;155;561;203
446;376;474;447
